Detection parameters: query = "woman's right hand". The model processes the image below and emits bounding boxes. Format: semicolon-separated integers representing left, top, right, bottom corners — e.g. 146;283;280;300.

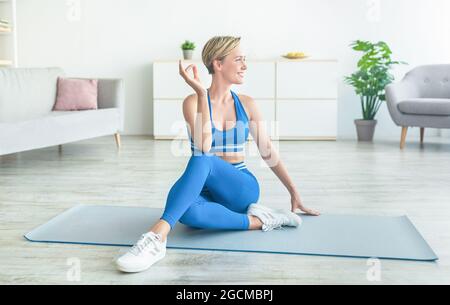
179;60;207;96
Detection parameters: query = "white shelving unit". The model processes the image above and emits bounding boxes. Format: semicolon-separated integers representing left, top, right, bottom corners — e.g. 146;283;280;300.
0;0;18;67
153;58;338;141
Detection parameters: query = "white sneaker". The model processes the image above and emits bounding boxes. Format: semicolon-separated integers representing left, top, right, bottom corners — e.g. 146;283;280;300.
115;231;167;273
247;203;302;232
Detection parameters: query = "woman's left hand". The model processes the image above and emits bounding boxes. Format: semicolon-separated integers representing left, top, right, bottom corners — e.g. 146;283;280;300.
291;191;320;216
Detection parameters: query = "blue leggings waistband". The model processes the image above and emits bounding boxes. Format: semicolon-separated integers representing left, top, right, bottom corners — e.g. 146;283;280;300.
231;161;247;170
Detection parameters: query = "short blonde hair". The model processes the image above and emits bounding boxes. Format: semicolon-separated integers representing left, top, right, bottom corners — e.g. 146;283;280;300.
202;36;241;74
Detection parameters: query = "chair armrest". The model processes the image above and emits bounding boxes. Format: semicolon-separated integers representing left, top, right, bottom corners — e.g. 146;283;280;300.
98;78;125;132
385;80;420;105
97;78;124;110
385;79;420;126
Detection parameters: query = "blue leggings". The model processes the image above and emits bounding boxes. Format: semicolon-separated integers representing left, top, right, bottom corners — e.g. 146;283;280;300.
160;153;260;230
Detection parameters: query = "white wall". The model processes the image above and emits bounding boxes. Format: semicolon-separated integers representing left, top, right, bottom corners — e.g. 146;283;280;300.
15;0;450;138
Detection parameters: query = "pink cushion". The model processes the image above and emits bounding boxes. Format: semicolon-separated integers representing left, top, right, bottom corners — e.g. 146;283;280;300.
54;77;98;111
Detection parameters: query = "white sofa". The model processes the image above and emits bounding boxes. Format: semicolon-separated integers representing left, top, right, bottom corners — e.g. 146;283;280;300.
0;67;125;156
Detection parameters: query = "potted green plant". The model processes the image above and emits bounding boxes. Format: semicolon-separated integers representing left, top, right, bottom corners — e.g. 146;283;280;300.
344;40;406;141
181;40;196;60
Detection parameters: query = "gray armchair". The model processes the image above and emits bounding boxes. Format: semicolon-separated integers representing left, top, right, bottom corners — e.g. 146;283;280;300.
385;64;450;149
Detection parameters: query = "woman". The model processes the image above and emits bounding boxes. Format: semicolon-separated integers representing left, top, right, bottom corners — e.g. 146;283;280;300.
116;36;320;273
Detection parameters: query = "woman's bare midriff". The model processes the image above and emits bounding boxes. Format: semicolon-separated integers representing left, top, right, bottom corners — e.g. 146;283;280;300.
214;152;245;164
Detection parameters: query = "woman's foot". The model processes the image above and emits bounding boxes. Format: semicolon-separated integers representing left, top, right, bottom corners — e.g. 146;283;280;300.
115;231;167;273
247;204;302;232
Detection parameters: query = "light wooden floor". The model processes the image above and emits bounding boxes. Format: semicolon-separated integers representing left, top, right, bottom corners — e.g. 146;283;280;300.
1;135;449;285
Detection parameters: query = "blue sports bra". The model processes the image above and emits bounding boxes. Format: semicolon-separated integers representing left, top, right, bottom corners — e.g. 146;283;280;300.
189;89;250;153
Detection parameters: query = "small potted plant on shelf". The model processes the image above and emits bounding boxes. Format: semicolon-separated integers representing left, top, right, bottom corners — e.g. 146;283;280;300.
344;40;406;141
181;40;196;60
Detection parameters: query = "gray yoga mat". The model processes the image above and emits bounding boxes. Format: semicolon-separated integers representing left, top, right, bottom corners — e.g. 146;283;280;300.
24;205;438;261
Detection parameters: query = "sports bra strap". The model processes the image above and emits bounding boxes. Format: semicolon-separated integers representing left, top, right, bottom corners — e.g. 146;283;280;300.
206;89;213;123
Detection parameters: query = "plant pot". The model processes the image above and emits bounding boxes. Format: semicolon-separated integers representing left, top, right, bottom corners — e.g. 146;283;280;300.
354;119;377;142
183;50;193;60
